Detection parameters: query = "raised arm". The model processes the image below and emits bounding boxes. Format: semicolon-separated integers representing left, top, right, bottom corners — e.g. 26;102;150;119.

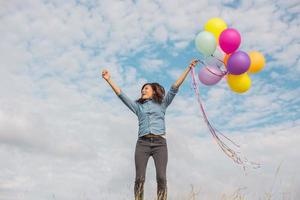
162;85;179;108
102;69;121;95
102;69;138;115
172;59;198;89
162;59;198;108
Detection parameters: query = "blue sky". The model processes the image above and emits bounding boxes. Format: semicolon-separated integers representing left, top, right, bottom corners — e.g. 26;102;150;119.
0;0;299;199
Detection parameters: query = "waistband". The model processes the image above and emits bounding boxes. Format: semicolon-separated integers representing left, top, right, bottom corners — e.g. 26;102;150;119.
141;134;165;139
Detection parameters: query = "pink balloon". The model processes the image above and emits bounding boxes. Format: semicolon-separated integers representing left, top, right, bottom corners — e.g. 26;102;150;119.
198;66;224;86
219;28;241;54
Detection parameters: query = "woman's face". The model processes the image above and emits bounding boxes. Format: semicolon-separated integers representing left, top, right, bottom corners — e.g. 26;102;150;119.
141;84;154;99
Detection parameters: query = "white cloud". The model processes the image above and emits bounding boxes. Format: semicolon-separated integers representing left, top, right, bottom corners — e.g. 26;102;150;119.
152;25;169;43
167;68;182;80
0;0;300;199
139;58;166;72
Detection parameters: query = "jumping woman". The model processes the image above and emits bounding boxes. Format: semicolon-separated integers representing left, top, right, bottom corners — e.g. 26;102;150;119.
101;59;198;200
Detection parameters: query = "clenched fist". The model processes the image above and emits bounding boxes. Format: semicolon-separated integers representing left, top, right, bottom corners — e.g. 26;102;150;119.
102;69;110;81
189;59;199;69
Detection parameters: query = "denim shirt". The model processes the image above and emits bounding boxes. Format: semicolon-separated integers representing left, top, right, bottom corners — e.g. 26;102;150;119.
117;86;179;138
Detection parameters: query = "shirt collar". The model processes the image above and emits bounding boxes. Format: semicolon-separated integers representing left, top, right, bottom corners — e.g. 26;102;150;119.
144;98;152;102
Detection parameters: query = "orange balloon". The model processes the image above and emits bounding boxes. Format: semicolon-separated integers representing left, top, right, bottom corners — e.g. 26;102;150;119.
248;51;265;73
224;54;231;67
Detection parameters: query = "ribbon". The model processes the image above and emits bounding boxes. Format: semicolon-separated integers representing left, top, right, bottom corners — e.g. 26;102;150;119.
190;63;260;171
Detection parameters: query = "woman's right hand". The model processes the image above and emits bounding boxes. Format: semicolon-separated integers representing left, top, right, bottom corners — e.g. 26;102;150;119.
102;69;110;81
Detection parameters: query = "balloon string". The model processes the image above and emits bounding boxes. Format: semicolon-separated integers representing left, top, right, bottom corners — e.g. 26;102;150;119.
211;54;224;63
205;67;227;77
190;65;260;170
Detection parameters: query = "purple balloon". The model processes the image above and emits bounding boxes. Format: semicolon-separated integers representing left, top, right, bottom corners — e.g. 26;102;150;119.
227;51;250;75
198;66;224;85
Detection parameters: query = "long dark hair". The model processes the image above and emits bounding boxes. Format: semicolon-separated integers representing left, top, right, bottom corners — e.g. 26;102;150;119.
136;83;165;104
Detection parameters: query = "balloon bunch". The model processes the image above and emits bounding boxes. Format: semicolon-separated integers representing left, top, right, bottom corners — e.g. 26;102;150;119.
195;17;266;93
190;18;263;170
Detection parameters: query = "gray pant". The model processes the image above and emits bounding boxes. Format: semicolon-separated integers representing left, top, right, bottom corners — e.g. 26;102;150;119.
134;136;168;200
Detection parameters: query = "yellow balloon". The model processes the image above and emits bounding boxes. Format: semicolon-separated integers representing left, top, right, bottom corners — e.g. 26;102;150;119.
227;73;251;93
204;17;227;42
248;51;265;73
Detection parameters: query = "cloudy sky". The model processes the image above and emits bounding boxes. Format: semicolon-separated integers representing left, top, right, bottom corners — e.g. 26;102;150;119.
0;0;299;199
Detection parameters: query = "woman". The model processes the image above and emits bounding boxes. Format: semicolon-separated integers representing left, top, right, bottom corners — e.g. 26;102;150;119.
101;59;198;200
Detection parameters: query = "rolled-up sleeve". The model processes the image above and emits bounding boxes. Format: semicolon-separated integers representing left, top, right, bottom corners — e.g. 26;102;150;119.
117;91;139;115
162;85;179;108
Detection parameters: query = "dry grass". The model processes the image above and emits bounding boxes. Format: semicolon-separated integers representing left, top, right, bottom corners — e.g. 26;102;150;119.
182;185;292;200
145;162;293;200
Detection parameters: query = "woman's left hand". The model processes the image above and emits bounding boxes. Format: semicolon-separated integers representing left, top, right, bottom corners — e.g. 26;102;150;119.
189;59;199;69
